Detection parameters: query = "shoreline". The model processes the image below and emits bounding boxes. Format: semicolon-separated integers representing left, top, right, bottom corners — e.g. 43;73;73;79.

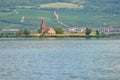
0;33;108;38
0;35;119;41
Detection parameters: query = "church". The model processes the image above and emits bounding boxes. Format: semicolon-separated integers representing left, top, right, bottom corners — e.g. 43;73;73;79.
40;19;56;34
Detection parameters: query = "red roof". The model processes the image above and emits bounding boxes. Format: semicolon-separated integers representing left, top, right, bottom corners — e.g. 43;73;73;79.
43;27;51;33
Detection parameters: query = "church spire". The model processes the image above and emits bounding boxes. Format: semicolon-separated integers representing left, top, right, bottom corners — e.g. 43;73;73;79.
41;18;46;30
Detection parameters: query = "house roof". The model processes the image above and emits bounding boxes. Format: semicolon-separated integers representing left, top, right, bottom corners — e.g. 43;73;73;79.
43;27;51;33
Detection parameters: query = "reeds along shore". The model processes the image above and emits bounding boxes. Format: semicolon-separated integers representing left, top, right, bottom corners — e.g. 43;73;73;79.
0;34;108;38
30;34;105;37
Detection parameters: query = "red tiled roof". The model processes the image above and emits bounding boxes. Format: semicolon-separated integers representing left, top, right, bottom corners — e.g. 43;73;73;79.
43;27;51;33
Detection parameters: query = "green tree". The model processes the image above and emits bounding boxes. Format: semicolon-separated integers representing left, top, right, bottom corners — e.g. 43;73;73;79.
23;29;30;36
37;28;42;33
1;32;6;37
85;28;92;36
96;30;99;36
54;28;64;34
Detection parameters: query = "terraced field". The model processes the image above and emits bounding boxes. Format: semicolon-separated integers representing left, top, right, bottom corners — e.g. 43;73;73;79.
0;0;119;29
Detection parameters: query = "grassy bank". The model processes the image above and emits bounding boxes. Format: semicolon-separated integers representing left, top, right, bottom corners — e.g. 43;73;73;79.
30;33;108;38
0;33;109;38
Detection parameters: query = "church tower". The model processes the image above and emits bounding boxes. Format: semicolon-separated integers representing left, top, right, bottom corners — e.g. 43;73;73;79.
40;18;56;34
41;18;46;30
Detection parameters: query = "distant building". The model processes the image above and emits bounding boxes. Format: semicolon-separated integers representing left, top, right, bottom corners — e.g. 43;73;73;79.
99;27;110;32
67;27;79;33
110;27;120;32
40;19;56;34
1;29;20;32
79;27;86;33
68;28;76;32
42;27;56;34
0;29;21;35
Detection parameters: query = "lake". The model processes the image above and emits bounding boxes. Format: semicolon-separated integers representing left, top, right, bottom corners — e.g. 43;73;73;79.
0;38;120;80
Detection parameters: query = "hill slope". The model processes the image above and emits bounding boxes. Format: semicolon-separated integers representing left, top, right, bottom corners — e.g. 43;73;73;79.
0;0;119;29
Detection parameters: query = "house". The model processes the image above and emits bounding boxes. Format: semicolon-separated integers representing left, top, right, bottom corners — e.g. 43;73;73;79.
40;19;56;34
0;29;21;35
42;27;56;34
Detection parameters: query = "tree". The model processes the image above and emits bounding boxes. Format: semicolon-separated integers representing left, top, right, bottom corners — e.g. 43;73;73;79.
1;32;6;37
54;28;64;34
16;30;22;37
23;29;30;36
85;28;92;36
37;28;42;33
96;30;99;36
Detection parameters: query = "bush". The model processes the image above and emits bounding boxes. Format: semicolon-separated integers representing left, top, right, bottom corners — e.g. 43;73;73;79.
54;28;64;34
23;29;30;36
85;28;92;36
96;30;100;36
1;32;6;37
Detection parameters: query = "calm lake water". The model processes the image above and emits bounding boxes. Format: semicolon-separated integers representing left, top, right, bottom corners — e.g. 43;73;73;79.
0;38;120;80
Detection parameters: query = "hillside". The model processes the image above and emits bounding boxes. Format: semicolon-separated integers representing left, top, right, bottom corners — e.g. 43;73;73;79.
0;0;119;29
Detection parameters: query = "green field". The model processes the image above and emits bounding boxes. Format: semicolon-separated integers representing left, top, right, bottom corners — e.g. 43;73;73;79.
40;2;83;9
0;0;119;29
0;8;120;29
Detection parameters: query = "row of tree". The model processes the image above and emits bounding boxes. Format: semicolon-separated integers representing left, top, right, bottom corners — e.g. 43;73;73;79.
0;27;101;37
0;28;64;37
85;28;100;36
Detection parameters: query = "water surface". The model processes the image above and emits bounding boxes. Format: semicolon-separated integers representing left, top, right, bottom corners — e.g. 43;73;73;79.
0;38;120;80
